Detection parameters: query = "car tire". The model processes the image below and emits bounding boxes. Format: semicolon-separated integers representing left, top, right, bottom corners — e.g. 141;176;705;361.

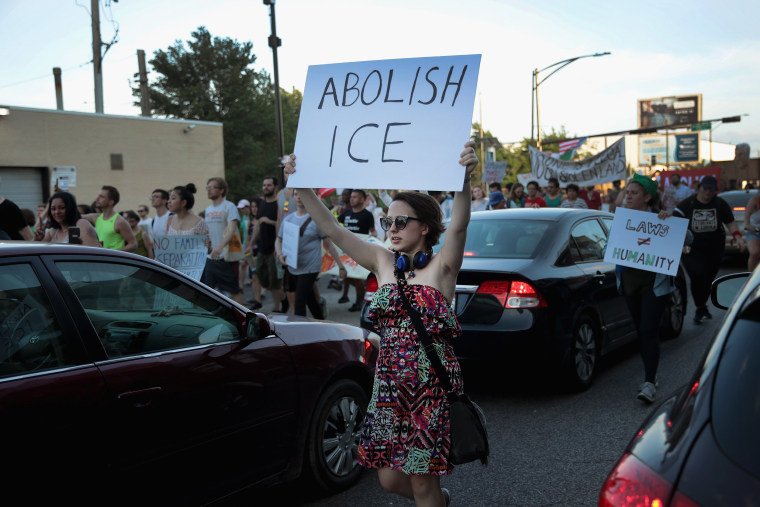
563;314;599;391
305;378;368;493
660;275;687;339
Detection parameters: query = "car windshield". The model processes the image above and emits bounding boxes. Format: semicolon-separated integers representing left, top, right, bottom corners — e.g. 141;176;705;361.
434;219;551;258
711;297;760;477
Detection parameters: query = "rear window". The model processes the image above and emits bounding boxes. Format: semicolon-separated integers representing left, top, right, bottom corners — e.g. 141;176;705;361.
719;190;758;208
711;298;760;477
435;219;551;258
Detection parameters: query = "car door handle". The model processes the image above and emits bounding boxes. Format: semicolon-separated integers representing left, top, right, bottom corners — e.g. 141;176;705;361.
117;387;163;408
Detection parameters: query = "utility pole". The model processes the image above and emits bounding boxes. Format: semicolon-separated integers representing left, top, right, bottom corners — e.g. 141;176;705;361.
137;50;151;117
53;67;64;110
91;0;104;113
263;0;285;182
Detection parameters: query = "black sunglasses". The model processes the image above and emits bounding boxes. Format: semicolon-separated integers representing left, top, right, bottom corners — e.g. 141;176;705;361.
379;215;421;231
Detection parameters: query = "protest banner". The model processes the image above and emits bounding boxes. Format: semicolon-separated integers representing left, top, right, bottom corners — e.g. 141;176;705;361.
153;235;207;281
280;221;300;269
529;138;626;187
657;166;722;193
289;54;481;191
319;234;388;279
604;208;688;276
483;160;507;184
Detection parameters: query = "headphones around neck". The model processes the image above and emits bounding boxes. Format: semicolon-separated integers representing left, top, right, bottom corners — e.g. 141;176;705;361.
393;249;431;278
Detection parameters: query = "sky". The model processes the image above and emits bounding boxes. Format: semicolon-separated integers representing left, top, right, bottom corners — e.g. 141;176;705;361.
2;0;759;155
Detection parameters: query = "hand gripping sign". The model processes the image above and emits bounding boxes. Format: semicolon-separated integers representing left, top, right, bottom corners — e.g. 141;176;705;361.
289;55;481;192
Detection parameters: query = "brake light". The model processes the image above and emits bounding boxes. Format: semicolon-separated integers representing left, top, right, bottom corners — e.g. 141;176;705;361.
600;453;671;507
600;453;700;507
733;206;745;212
364;274;379;302
476;280;547;308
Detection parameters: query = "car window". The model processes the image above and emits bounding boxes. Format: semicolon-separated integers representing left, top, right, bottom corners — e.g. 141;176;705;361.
711;299;760;477
0;264;78;377
570;219;608;262
719;190;758;209
56;261;241;358
435;219;551;258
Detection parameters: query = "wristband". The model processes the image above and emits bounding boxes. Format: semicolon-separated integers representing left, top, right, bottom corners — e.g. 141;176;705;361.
732;230;742;238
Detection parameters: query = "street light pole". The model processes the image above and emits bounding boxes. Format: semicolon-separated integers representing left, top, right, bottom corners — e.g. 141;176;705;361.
263;0;285;180
532;52;610;151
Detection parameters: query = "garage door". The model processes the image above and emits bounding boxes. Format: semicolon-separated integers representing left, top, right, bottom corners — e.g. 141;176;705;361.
0;168;44;211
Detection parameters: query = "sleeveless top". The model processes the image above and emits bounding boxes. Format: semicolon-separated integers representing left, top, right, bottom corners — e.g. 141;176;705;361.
95;213;125;250
545;194;563;207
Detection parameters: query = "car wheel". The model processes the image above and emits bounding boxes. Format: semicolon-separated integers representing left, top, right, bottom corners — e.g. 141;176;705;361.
564;315;599;391
660;275;687;339
306;379;368;492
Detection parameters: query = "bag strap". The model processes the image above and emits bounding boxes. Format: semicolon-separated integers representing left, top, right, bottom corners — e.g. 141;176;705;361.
396;283;455;395
299;216;313;237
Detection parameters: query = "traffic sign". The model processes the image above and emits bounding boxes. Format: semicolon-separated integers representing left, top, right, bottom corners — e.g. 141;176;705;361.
690;121;712;131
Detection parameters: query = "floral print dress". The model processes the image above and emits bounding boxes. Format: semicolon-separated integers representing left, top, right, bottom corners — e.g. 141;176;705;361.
357;282;464;475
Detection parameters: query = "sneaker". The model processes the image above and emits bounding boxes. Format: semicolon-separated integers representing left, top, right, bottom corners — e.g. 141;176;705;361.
338;296;350;304
637;382;656;403
693;307;707;325
319;297;328;319
349;302;362;312
441;488;451;506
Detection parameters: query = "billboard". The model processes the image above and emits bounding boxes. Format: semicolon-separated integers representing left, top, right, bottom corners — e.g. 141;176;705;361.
638;133;701;165
638;94;702;129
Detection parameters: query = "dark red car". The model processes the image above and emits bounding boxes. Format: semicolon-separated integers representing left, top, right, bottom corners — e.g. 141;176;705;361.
0;242;377;505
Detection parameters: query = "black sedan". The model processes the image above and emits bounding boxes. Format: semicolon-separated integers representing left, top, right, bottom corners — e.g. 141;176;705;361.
599;268;760;505
0;242;378;505
361;208;686;391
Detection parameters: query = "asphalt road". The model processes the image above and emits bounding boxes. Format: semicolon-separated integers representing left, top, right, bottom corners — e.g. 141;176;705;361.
245;256;749;506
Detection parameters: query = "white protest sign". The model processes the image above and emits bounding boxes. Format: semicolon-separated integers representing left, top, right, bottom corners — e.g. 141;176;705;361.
153;235;208;281
483;161;507;183
604;208;689;276
529;138;626;187
289;54;481;191
281;221;300;269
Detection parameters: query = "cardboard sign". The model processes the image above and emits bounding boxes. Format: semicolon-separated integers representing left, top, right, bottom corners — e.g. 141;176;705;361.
290;54;481;191
153;235;208;281
483;161;507;184
319;234;388;279
604;208;689;276
281;221;300;269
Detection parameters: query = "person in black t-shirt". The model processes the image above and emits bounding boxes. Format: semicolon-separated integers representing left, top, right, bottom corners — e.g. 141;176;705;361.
0;193;34;241
338;189;377;311
668;176;745;323
249;176;284;312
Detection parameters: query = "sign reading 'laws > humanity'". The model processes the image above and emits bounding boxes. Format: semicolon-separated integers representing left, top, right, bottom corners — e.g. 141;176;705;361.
288;54;481;191
603;208;689;277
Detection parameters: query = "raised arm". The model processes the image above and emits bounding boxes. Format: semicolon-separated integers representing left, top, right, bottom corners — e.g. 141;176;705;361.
437;141;479;276
283;157;387;274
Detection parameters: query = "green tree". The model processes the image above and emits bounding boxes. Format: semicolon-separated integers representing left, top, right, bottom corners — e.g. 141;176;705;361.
132;27;301;200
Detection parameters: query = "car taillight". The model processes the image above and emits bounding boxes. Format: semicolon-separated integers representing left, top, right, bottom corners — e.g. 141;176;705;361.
476;280;547;308
599;453;700;507
733;206;745;212
363;274;378;302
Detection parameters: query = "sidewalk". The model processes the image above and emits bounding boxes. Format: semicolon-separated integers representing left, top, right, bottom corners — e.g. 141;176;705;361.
242;274;363;327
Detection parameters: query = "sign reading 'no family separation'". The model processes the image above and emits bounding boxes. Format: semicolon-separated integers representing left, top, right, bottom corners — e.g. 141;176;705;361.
603;208;689;277
288;54;481;191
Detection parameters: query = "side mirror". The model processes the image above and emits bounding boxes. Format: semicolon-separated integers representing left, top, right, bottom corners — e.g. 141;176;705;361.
711;272;750;310
245;312;271;340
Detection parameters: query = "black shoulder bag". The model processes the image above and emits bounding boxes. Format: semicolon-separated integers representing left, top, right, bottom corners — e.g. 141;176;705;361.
396;283;489;466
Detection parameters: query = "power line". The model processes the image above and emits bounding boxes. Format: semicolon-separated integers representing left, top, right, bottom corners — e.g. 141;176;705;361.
0;61;92;89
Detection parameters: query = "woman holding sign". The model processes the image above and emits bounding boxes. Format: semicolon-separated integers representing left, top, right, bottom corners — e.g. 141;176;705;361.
616;174;677;404
275;189;346;319
284;142;478;507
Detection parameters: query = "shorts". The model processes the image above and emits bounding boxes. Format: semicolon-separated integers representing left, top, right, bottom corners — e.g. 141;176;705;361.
748;231;760;242
254;252;282;290
282;266;296;292
201;258;242;295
